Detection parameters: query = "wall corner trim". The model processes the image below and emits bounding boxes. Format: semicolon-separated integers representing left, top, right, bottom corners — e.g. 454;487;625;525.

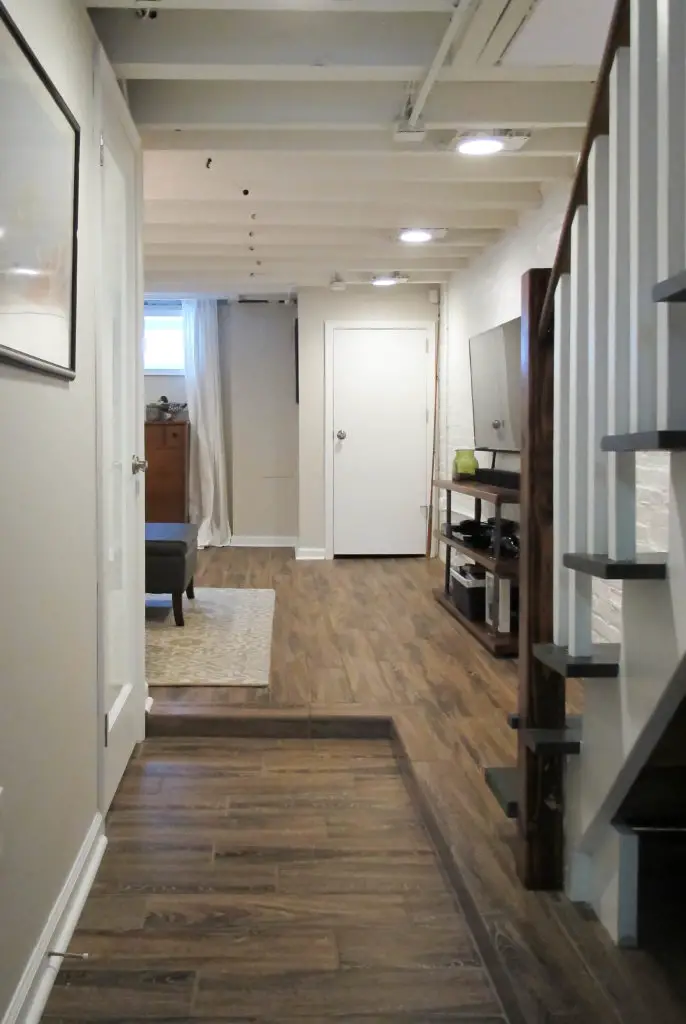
3;813;107;1024
295;547;327;561
231;536;297;549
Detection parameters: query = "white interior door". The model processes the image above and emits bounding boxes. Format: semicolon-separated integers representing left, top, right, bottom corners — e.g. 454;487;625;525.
98;69;145;811
331;325;431;556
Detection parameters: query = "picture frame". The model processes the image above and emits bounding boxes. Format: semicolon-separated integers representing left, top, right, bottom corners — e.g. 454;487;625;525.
0;1;80;380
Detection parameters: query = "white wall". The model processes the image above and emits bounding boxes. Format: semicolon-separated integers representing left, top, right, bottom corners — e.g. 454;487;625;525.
0;1;102;1017
144;373;186;405
441;182;669;643
297;285;439;554
220;302;298;542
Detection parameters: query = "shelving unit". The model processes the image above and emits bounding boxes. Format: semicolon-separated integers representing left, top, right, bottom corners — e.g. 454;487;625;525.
433;476;520;658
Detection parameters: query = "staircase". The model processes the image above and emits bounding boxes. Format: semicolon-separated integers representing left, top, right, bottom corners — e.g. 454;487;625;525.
486;0;686;946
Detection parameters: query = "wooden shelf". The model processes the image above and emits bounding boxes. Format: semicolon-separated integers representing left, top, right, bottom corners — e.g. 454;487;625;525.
433;588;518;658
433;478;520;505
435;529;519;578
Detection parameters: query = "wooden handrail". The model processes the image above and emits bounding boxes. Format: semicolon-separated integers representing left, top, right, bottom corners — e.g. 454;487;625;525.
537;0;631;338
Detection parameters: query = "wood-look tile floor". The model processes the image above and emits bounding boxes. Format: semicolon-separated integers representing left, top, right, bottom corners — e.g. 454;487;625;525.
44;737;508;1023
49;550;686;1023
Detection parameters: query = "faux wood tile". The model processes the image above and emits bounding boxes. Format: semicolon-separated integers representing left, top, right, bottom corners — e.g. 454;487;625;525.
66;550;686;1023
46;737;504;1022
194;965;501;1019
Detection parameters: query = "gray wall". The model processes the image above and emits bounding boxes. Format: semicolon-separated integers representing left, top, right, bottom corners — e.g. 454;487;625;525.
0;1;102;1016
220;303;298;541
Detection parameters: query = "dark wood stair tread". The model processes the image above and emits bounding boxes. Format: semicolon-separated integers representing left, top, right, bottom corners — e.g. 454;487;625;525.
563;552;668;580
520;717;582;755
653;270;686;303
533;642;621;677
484;766;518;818
602;431;686;452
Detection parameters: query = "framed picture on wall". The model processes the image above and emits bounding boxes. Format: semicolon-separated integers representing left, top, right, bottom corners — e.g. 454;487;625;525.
0;2;80;380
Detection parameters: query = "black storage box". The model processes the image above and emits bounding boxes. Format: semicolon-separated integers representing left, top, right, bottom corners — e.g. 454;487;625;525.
450;565;486;622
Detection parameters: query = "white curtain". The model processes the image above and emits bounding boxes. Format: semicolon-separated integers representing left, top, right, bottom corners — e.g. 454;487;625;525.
182;299;231;548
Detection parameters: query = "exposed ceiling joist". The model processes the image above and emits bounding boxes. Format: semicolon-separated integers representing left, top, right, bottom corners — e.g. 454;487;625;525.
86;0;601;293
128;80;593;130
139;126;585;154
143;151;575;188
144;201;524;229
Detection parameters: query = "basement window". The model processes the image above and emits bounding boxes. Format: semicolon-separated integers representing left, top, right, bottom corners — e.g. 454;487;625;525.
143;304;185;374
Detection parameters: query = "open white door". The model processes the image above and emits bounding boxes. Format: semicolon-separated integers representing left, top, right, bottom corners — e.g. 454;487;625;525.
97;59;146;811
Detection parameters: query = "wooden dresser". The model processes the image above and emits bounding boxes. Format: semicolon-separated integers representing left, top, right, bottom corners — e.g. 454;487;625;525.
144;421;190;523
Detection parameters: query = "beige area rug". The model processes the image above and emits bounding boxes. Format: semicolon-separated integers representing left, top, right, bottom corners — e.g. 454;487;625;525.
145;587;275;687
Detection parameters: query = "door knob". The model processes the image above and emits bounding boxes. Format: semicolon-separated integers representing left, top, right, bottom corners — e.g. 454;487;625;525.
336;429;347;440
492;418;504;430
132;455;148;474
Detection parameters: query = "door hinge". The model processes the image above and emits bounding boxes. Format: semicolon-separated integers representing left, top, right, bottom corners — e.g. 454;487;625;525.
99;134;105;167
426;338;429;354
426;408;429;424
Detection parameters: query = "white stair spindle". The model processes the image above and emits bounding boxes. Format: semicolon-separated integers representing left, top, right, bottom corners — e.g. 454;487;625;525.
607;48;636;560
568;207;592;657
587;137;611;555
657;0;686;429
554;274;571;647
629;0;659;431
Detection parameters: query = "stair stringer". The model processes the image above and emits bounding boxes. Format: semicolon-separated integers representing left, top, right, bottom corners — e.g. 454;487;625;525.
564;453;686;942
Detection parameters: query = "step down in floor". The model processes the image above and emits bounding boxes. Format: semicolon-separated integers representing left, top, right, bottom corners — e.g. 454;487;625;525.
563;552;668;580
484;766;518;818
520;716;583;755
601;431;686;453
653;270;686;303
533;642;621;678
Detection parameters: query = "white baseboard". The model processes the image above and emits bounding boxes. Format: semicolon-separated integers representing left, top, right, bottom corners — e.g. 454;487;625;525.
3;813;107;1024
231;535;297;548
295;547;327;561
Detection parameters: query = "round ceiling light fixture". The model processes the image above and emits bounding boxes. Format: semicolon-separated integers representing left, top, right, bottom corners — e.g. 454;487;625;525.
457;136;505;156
399;228;433;244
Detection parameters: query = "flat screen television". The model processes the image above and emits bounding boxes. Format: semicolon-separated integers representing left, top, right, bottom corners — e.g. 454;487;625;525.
469;317;521;453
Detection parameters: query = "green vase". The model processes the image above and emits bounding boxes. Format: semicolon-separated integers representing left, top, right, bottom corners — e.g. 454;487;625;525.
453;448;478;480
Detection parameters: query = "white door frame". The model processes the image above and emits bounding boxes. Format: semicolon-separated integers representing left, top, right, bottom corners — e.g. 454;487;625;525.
94;48;146;813
324;320;437;561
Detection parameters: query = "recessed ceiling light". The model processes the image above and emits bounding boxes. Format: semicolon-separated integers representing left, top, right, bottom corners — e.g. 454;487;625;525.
399;229;433;244
372;273;409;287
457;137;505;156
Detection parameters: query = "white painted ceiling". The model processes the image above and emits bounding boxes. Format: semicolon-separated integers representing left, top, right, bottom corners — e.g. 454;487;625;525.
86;0;604;295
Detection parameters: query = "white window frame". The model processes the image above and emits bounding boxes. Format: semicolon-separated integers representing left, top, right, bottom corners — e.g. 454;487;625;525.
143;302;185;375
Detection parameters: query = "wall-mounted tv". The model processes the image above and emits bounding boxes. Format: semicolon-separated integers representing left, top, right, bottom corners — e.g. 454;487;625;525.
469;317;521;453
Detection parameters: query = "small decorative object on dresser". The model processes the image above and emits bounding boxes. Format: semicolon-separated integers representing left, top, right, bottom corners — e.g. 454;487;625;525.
145;420;190;523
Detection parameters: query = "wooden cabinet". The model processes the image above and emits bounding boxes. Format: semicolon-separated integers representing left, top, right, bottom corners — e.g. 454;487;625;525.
144;421;190;523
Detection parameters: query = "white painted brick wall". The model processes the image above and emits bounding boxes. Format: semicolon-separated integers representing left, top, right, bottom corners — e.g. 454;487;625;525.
440;184;670;643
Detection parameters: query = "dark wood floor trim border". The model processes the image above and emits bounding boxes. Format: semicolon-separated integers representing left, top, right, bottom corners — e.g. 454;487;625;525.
391;726;528;1024
146;706;527;1023
146;709;394;740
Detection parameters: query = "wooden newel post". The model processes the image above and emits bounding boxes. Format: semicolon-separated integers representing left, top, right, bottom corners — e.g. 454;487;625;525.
517;268;566;890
